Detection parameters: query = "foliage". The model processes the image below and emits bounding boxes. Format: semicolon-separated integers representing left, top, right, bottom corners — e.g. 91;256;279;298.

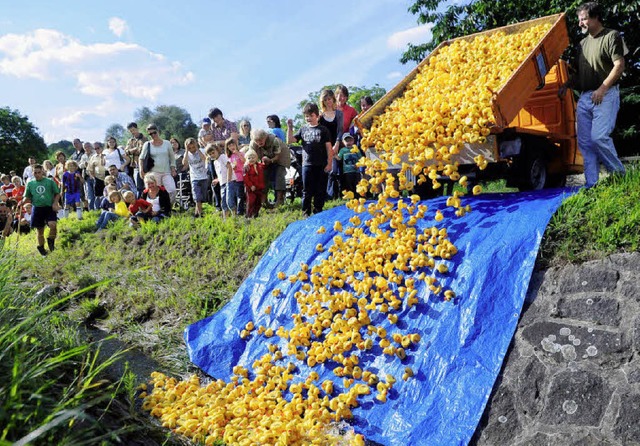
133;105;199;143
0;107;48;174
402;0;640;155
539;163;640;266
105;123;127;146
46;140;74;161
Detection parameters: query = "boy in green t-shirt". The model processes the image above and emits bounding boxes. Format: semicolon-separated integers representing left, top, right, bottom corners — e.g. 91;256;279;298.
21;164;61;255
335;133;363;196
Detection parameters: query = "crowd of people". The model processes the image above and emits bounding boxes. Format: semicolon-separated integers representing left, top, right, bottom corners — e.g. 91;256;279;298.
0;85;375;255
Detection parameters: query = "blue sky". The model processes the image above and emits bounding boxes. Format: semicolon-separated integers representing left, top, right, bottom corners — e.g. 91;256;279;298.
0;1;433;144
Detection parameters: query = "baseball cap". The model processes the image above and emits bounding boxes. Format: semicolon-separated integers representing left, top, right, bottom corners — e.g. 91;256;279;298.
202;117;211;124
342;133;354;142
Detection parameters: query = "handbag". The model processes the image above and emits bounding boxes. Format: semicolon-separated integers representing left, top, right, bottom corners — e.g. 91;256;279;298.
141;142;155;172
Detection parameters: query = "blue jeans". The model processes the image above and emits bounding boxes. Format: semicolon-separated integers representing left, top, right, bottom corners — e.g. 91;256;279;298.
577;85;625;187
227;181;244;214
96;211;120;230
85;177;96;210
133;168;144;197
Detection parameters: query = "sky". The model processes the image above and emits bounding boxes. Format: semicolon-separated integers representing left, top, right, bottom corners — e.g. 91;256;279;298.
0;0;433;145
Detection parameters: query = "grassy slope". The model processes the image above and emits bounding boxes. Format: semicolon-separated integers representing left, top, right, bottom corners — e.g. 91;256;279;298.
1;165;638;443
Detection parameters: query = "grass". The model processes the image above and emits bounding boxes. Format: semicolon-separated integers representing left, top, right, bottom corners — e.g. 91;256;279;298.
1;167;637;444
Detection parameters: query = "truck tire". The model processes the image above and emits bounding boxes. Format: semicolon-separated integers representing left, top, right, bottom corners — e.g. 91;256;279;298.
517;146;548;191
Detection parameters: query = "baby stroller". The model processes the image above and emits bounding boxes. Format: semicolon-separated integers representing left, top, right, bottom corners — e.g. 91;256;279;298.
285;145;303;203
174;171;192;211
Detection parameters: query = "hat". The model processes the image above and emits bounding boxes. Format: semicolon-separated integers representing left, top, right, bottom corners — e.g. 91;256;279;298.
342;133;355;142
202;117;211;124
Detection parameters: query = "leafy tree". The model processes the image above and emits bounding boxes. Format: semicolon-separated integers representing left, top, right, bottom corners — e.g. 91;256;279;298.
0;107;48;174
105;123;127;146
47;140;74;159
402;0;640;155
293;84;388;129
133;105;198;142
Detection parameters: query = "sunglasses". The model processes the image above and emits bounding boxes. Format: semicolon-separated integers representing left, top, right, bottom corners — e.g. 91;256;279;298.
148;131;157;136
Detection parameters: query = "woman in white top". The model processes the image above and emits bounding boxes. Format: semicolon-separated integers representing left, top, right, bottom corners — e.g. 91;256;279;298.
139;124;177;203
104;136;130;172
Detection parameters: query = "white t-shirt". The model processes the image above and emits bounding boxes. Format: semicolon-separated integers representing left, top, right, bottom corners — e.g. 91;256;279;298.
146;195;161;212
187;149;208;181
104;147;126;170
213;153;230;185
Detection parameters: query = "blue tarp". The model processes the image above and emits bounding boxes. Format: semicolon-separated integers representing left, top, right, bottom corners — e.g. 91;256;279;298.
185;188;574;445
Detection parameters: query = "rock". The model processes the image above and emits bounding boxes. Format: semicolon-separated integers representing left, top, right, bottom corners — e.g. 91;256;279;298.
539;369;612;426
517;357;547;419
472;388;520;446
556;264;619;294
613;393;640;444
553;296;621;326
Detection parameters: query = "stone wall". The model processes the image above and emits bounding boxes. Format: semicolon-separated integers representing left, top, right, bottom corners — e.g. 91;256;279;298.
472;252;640;445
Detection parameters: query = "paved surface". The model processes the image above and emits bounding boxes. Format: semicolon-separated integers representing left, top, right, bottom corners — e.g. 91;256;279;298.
472;252;640;445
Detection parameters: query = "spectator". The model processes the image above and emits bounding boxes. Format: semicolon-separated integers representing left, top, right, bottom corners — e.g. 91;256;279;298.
95;190;129;231
21;164;61;255
206;144;222;211
319;89;344;199
209;143;231;218
1;174;14;196
104;136;130;173
198;117;214;148
238;120;252;146
22;157;36;184
335;85;358;133
70;139;85;165
249;129;282;207
16;202;32;234
208;108;239;145
107;164;136;193
286;103;332;217
182;137;208;218
243;149;265;218
61;160;84;220
560;1;626;188
125;122;147;196
81;142;94;210
11;177;25;202
42;159;56;179
87;142;107;210
140;173;171;223
53;151;67;187
225;137;245;215
0;200;12;238
360;95;374;112
139;124;177;203
335;133;363;195
266;115;286;141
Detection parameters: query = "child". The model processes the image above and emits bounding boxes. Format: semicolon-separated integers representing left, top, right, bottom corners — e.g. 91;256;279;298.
1;174;14;196
123;190;152;227
243;149;265;218
182;137;208;218
10;176;25;202
17;202;32;234
21;164;61;255
206;143;230;218
62;160;84;220
286;103;332;217
198;118;214;148
335;133;363;195
95;190;129;231
225;137;245;215
0;200;12;238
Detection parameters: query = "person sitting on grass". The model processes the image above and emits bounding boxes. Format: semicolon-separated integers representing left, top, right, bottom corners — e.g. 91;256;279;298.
95;190;129;231
16;202;32;234
20;164;61;256
62;160;84;220
122;190;152;227
107;164;137;193
140;173;171;223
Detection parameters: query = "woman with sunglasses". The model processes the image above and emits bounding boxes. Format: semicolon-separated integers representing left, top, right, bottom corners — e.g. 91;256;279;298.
139;124;177;203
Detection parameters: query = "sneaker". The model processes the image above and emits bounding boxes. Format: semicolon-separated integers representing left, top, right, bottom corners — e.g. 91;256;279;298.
47;238;55;252
37;245;47;256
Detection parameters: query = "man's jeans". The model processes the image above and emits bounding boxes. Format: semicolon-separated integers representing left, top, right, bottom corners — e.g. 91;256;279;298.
85;177;96;210
577;85;625;187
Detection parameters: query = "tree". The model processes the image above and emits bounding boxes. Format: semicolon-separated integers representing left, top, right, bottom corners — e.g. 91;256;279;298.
402;0;640;155
133;105;198;142
293;84;388;129
105;123;127;146
47;140;74;159
0;107;48;173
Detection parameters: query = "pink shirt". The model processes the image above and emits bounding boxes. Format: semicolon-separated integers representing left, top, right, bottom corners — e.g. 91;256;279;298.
229;152;245;182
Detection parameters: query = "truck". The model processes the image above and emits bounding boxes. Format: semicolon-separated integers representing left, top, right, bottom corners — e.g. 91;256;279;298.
356;13;583;191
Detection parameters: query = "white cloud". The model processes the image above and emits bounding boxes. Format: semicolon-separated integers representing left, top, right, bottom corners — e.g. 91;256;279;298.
387;71;403;80
108;17;128;38
0;28;194;101
387;24;433;50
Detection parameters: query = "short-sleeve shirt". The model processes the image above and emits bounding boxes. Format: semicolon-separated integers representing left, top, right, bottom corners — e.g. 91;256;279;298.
576;28;625;92
340;104;358;133
337;146;364;174
213;153;230;185
25;177;60;207
294;125;331;167
212;119;238;142
104;148;127;171
187;149;208;181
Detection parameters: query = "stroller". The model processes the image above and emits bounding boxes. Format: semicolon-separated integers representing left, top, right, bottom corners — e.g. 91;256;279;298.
174;171;193;211
285;145;303;203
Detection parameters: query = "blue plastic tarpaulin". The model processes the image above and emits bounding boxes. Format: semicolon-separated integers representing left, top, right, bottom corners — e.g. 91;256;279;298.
185;187;575;445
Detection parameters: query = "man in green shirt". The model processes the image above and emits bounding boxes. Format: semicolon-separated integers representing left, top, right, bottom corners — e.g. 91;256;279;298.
561;2;626;188
21;164;61;256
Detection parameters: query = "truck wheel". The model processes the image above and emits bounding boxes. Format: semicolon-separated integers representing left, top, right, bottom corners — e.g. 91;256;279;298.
518;151;547;191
